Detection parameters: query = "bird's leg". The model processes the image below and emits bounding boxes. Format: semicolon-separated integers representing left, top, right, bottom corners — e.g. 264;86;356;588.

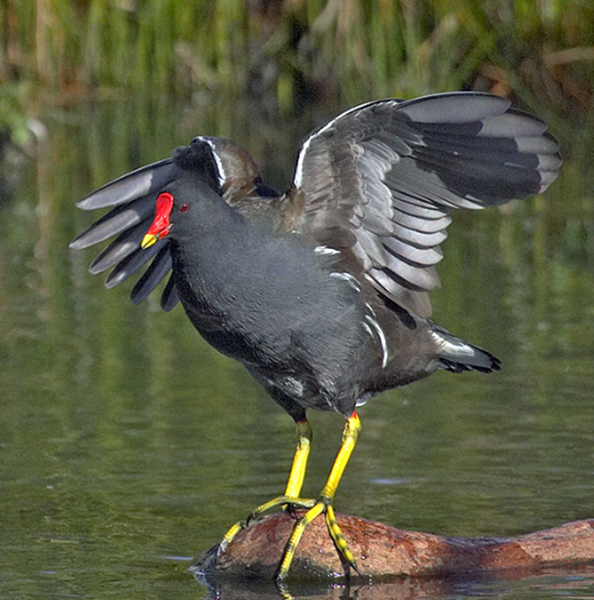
283;418;313;499
276;412;361;581
218;419;315;554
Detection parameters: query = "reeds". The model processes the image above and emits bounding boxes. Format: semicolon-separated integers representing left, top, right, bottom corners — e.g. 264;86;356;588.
0;0;592;119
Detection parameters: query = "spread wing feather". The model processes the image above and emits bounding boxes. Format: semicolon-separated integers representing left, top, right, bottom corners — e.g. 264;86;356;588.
70;159;179;309
290;92;561;316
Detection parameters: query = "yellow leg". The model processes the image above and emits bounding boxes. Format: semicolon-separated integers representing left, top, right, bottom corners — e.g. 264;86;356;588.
276;412;361;581
218;412;362;581
219;419;314;554
284;419;313;498
319;412;360;502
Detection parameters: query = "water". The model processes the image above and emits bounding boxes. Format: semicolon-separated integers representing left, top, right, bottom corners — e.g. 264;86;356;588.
1;97;594;599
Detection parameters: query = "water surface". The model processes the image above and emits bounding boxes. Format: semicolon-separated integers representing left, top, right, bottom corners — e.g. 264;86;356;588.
1;97;594;599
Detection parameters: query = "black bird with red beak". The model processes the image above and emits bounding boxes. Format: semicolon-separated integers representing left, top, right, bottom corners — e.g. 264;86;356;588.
70;93;561;580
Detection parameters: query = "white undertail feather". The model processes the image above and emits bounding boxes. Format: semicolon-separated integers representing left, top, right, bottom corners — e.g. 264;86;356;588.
429;324;499;373
430;329;476;359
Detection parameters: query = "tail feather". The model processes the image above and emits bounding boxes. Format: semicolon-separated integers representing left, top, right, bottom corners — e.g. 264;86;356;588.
429;323;501;374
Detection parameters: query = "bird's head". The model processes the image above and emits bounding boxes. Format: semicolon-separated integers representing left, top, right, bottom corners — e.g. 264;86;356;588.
141;136;278;249
140;177;227;249
140;137;230;249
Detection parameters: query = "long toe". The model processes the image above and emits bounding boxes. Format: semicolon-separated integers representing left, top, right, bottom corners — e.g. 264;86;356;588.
219;495;317;557
325;504;360;576
276;500;358;581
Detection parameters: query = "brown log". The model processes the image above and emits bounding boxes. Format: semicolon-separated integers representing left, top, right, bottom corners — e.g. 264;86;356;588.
195;511;594;582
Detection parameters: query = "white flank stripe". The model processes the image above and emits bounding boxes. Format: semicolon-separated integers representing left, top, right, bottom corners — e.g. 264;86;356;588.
330;271;361;291
365;314;389;368
314;245;341;256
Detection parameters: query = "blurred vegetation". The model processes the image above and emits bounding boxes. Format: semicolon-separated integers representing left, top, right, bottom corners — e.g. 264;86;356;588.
0;0;593;144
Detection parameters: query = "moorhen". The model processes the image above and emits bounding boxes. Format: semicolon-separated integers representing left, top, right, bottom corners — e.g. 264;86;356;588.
70;92;561;580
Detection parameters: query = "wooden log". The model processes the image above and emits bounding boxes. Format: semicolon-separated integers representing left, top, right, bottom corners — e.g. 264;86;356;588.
195;511;594;581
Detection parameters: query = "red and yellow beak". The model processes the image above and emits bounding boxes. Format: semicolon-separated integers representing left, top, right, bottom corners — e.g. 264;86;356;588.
141;192;174;249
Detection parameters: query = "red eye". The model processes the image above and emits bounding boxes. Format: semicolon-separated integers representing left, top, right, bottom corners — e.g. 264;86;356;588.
180;203;189;212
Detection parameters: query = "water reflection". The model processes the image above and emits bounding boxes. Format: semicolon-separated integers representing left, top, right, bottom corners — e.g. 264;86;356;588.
1;94;594;599
195;567;594;600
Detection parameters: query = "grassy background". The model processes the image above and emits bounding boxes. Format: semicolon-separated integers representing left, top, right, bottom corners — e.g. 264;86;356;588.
1;0;593;140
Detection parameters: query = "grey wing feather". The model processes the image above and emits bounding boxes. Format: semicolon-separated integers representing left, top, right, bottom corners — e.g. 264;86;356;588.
69;159;179;309
76;159;175;209
69;195;157;250
292;92;561;317
130;245;173;305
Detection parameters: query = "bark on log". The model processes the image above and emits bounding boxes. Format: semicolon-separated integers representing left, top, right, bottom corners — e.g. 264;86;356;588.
195;512;594;582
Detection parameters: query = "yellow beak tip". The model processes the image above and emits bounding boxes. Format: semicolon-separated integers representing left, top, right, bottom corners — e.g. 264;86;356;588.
141;233;158;250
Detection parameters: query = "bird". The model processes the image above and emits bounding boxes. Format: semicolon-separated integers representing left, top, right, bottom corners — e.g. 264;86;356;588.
69;92;561;581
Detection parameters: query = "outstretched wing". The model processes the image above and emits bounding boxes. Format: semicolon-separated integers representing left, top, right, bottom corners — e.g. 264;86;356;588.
289;92;561;317
69;158;181;310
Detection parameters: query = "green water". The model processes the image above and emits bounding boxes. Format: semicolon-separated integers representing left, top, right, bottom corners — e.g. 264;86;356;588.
2;97;594;599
